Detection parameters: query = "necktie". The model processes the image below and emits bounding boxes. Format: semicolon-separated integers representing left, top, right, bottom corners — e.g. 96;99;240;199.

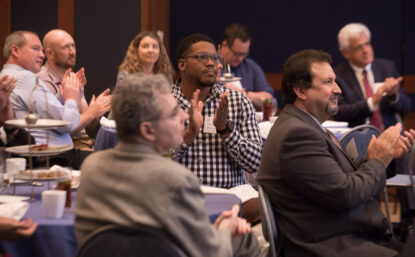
362;70;383;131
326;129;342;149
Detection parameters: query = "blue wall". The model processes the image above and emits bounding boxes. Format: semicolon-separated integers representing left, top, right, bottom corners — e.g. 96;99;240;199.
170;0;410;74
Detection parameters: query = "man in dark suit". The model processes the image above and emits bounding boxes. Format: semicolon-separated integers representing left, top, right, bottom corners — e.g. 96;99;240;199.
256;49;415;257
334;23;411;130
334;23;414;227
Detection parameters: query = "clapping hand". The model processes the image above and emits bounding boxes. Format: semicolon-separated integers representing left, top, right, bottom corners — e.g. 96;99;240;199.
213;91;229;132
75;67;87;88
183;89;203;145
61;69;81;102
394;128;415;159
0;75;16;111
88;88;112;118
214;204;251;238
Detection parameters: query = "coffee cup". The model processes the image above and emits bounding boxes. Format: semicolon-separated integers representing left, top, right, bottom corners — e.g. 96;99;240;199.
6;158;26;175
41;190;66;218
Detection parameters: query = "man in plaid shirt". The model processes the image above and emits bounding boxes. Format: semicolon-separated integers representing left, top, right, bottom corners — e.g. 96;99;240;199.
172;34;263;225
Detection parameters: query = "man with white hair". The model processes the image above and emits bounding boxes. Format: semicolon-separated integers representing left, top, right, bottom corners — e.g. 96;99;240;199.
334;22;411;130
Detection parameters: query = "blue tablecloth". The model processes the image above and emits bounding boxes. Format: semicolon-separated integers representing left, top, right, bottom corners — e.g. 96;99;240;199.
94;127;118;151
0;183;77;257
0;183;240;257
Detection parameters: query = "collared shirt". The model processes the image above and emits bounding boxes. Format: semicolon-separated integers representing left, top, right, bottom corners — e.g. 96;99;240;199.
172;81;263;188
1;64;79;145
222;58;274;95
349;63;378;112
349;62;399;124
296;107;326;132
37;62;63;102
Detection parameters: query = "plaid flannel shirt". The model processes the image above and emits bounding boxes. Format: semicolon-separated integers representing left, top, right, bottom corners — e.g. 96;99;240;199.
172;81;263;188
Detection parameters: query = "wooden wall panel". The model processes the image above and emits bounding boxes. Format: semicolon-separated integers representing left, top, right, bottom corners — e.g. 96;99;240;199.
265;72;282;92
141;0;169;53
0;0;11;66
58;0;74;35
404;75;415;93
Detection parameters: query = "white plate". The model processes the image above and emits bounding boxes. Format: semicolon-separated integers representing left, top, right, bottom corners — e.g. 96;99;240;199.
0;195;30;203
218;77;242;83
6;144;73;156
5;119;71;129
322;120;349;128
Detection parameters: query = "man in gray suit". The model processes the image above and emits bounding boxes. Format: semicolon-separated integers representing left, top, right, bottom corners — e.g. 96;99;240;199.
74;73;263;257
256;49;415;257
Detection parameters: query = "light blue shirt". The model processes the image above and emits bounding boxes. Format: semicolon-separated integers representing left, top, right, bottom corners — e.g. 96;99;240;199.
1;64;79;146
222;58;274;95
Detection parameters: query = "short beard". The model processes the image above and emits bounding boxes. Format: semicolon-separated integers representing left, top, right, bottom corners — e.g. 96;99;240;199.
54;58;75;70
325;102;339;116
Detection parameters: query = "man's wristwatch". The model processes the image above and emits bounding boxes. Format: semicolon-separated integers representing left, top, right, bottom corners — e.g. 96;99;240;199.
217;120;234;135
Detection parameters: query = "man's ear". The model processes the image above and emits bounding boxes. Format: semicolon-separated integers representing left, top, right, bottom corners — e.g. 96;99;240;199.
139;121;156;142
178;59;186;71
10;45;20;58
45;48;53;59
293;86;306;100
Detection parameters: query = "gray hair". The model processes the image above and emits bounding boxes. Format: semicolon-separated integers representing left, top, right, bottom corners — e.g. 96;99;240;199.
337;23;371;51
3;31;37;60
112;73;171;141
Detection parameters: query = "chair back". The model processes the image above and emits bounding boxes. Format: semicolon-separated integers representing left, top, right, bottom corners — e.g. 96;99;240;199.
76;224;188;257
339;125;380;163
258;185;281;257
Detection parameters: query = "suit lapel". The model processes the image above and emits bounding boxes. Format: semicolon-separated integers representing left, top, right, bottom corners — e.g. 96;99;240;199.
344;63;365;101
371;60;383;83
284;105;357;170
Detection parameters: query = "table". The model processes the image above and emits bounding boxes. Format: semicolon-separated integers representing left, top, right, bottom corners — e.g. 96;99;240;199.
0;183;77;257
0;184;240;257
258;119;351;140
94;127;118;151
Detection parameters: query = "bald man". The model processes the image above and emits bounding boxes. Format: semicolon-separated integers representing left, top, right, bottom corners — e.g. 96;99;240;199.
38;29;111;139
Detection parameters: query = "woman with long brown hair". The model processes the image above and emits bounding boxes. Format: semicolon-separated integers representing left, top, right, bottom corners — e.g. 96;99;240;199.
117;31;174;83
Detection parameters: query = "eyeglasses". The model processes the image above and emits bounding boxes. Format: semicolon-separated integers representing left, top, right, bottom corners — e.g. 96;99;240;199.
229;47;249;58
184;53;223;65
349;41;372;52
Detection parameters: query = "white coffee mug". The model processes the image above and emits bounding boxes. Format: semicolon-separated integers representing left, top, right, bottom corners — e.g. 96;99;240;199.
6;158;26;174
41;190;66;218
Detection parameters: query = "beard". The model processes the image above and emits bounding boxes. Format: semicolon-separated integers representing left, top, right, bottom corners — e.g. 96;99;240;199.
325;95;339;116
54;56;76;69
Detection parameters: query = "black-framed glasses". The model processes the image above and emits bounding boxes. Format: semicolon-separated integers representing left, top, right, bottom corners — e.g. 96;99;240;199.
229;47;249;58
184;53;223;65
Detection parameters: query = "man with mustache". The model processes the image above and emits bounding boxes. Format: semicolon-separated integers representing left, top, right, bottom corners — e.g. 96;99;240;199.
38;29;111;139
257;49;415;257
172;34;263;225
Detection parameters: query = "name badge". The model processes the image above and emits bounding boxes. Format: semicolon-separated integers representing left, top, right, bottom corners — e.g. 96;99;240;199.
203;115;217;134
